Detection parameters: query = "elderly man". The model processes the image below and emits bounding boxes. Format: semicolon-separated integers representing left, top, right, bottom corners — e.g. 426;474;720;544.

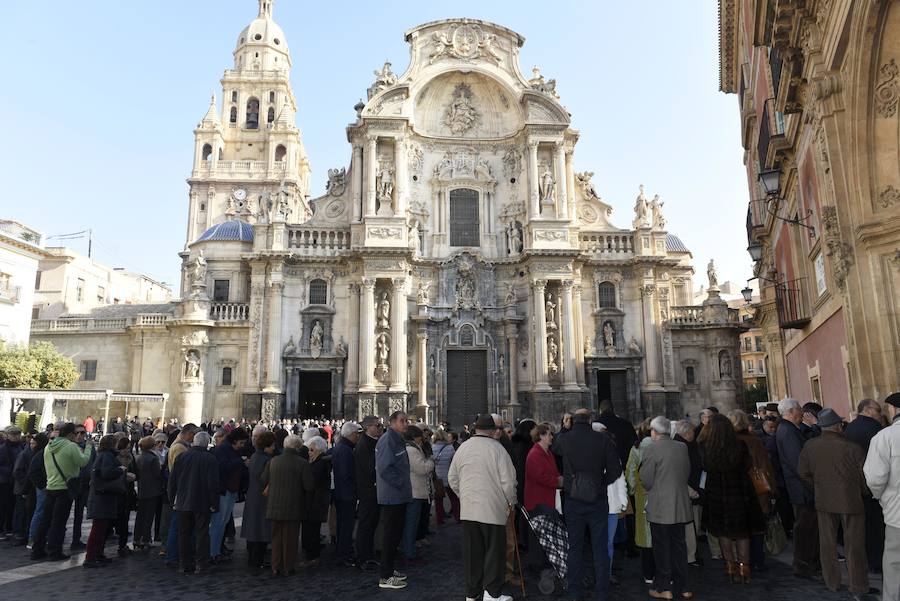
169;431;219;575
776;397;819;579
553;409;622;601
329;420;360;567
163;423;198;565
375;411;411;590
449;413;517;601
355;415;383;570
641;416;693;600
209;427;249;562
798;408;874;599
865;392;900;601
847;399;886;573
673;420;703;567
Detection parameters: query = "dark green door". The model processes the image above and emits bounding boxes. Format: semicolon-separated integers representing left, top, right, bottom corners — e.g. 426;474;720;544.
445;350;487;430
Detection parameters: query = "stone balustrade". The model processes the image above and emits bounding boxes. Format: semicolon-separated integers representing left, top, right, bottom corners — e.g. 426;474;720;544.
579;233;635;255
210;302;249;322
288;227;350;256
668;305;742;326
31;314;174;332
135;313;170;326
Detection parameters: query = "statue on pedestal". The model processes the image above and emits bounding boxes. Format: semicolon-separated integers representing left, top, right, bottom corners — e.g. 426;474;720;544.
309;320;324;359
183;350;201;380
707;259;719;290
632;185;650;229
376;292;391;330
190;250;207;293
545;293;557;330
375;331;390;381
539;164;555;203
650;194;666;229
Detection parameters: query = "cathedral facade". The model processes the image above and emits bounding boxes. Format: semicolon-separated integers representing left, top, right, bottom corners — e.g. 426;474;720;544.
32;4;747;426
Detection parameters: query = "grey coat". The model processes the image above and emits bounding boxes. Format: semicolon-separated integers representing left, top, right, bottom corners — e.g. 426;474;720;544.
241;451;272;542
640;437;693;525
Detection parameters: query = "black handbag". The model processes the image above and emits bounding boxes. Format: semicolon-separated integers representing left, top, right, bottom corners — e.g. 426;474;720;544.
49;451;81;501
564;454;604;503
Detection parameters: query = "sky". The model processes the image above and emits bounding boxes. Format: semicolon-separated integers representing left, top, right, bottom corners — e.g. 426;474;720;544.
1;0;752;294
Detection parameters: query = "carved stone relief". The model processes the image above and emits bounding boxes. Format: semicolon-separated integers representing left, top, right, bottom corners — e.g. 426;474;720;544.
428;24;503;64
879;185;900;209
326;168;346;197
443;83;481;135
875;59;899;118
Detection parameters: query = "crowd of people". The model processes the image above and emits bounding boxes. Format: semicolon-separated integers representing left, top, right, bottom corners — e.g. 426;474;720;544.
0;392;898;601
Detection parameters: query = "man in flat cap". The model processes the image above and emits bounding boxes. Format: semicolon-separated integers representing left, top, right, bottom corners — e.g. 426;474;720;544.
865;392;900;601
798;408;874;600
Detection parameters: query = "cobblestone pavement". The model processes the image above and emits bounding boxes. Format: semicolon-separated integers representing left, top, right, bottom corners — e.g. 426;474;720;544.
0;506;880;601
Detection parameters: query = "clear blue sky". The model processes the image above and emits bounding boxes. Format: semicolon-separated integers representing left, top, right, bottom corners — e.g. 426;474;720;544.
1;0;750;294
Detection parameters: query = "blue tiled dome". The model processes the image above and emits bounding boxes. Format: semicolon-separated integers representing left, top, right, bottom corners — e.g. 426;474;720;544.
195;220;254;243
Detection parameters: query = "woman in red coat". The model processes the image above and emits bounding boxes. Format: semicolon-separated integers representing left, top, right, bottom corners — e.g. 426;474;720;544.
524;423;562;512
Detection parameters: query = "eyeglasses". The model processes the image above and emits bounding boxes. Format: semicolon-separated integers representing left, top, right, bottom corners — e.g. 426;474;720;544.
75;431;86;436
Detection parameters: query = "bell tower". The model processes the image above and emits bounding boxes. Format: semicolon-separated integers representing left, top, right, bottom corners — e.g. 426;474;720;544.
184;0;310;247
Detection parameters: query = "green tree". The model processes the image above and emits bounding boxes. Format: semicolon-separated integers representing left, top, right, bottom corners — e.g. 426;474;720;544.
0;341;79;389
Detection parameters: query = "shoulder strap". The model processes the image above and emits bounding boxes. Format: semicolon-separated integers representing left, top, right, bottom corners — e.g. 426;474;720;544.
49;448;71;481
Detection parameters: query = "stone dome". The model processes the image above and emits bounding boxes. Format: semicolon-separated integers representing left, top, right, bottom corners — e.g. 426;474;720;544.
235;1;289;56
195;220;254;244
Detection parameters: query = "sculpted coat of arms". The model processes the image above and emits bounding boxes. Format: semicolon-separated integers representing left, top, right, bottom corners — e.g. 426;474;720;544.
429;24;503;64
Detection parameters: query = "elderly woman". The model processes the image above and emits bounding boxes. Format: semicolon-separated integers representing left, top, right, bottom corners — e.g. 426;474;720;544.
242;431;275;570
134;436;163;550
84;435;127;567
401;425;434;562
728;409;776;573
114;435;138;557
524;423;561;513
432;430;458;524
699;414;765;584
626;419;655;584
301;436;331;567
262;434;312;577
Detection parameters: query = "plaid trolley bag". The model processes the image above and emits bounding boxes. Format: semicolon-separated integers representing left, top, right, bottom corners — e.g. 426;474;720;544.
520;505;568;595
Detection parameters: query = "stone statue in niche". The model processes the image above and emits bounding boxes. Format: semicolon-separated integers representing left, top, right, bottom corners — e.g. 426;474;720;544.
547;336;559;374
375;331;390;381
707;259;719;290
628;337;642;355
498;354;505;374
190;251;207;293
183;350;201;380
376;161;394;209
416;281;430;305
719;351;732;379
632;184;650;228
282;336;296;356
650;194;666;229
507;221;522;255
454;259;478;311
309;320;324;359
603;322;616;348
505;284;516;306
539;163;555;203
443;83;480;135
545;293;557;330
409;222;421;255
377;292;391;331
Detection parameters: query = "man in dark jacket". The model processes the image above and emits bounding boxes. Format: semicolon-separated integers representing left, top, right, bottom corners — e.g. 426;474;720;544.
673;420;703;566
209;427;248;562
169;432;219;575
801;402;823;440
355;415;382;570
798;408;874;598
845;398;886;573
553;409;622;601
776;398;819;579
329;421;360;567
374;411;411;589
12;434;32;545
0;426;25;540
597;400;638;468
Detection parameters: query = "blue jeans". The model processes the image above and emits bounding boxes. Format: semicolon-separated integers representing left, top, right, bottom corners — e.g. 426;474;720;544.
209;491;236;557
28;488;45;542
565;498;610;599
401;500;422;559
607;515;619;574
165;510;179;563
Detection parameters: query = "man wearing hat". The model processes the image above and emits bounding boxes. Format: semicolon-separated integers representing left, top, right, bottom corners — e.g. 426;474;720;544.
865;392;900;601
798;408;875;600
355;415;383;571
448;413;517;601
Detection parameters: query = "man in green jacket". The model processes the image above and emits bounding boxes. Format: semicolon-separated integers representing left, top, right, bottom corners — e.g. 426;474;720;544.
32;423;92;560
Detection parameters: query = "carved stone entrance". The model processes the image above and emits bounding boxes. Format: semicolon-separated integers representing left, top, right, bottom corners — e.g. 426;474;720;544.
445;350;488;430
297;370;332;419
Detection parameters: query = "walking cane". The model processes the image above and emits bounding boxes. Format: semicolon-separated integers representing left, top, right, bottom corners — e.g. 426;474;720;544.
512;510;527;599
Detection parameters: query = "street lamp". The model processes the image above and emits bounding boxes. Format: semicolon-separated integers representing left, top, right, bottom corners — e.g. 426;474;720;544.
741;286;754;303
747;242;763;262
756;169;816;235
758;168;782;196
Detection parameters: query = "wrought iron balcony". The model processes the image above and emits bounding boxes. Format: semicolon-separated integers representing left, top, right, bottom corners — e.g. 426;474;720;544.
757;98;785;171
775;277;811;329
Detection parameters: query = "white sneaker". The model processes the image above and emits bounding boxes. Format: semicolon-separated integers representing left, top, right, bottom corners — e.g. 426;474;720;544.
482;592;513;601
378;576;407;589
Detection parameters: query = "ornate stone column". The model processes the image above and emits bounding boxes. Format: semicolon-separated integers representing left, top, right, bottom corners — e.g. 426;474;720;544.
359;278;376;391
284;366;295;415
394;136;407;216
527;141;540;220
245;263;267;391
573;283;586;386
365;136;377;217
641;284;662;386
565;149;576;221
351;143;363;222
263;265;284;392
390;277;408;391
506;324;519;405
346;283;360;390
560;281;579;390
416;329;428;414
532;280;551;391
554;144;567;220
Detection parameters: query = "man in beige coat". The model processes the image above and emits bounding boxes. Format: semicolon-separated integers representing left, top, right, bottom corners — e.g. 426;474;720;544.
449;414;518;601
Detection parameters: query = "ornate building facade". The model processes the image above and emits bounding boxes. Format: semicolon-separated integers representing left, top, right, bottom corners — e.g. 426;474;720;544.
32;4;747;425
718;0;900;412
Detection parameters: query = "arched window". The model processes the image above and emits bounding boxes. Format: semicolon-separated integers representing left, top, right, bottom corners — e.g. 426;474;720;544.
459;325;475;346
229;106;237;123
308;279;327;305
231;91;238;102
246;97;260;129
598;282;616;308
201;144;213;161
685;366;696;385
269;91;275;103
449;188;479;247
222;367;233;386
267;106;275;123
275;144;287;161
